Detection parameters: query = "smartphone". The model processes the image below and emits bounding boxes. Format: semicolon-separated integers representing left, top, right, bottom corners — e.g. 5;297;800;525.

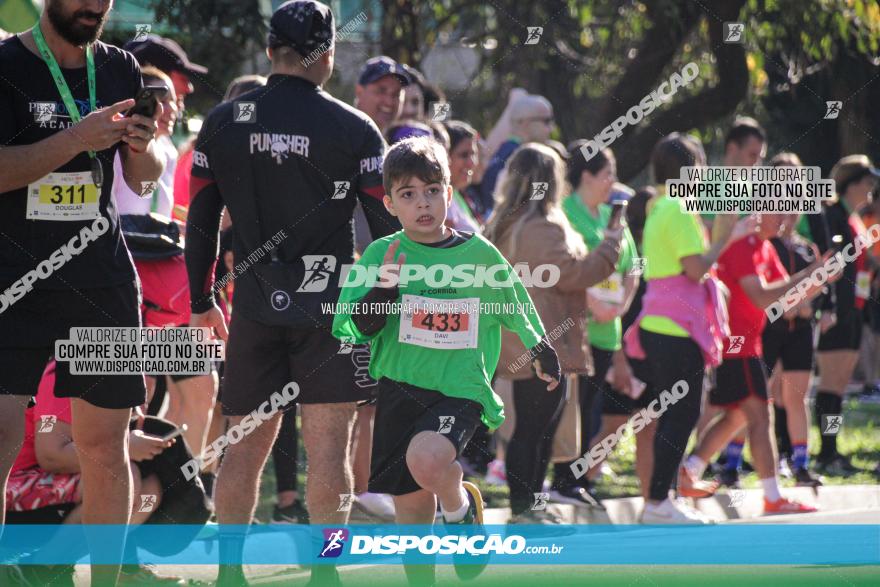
161;423;187;442
126;85;167;118
608;200;628;229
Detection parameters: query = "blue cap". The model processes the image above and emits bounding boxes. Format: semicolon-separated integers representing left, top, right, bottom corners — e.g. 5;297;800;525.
358;56;410;87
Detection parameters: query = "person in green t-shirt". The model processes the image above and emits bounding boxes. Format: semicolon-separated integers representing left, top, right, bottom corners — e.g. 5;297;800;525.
550;143;640;507
332;137;560;583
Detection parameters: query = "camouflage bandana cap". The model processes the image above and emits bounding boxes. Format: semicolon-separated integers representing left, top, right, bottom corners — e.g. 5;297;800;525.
268;0;335;56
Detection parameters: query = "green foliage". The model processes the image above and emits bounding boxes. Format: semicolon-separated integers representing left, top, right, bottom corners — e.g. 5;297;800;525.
152;0;268;112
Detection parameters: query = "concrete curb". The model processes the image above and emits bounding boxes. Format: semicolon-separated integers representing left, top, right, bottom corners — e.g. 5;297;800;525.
484;484;880;524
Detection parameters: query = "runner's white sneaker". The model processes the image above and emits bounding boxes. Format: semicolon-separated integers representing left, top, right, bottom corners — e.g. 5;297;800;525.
355;492;396;520
640;498;714;524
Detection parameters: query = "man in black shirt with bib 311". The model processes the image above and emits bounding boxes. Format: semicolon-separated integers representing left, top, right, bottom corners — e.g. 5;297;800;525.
0;1;163;585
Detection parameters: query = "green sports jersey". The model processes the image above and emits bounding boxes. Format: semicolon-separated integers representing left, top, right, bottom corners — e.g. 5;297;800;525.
332;230;545;429
562;195;637;351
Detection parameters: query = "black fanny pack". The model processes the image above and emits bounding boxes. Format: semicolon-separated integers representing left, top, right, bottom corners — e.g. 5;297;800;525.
121;213;184;260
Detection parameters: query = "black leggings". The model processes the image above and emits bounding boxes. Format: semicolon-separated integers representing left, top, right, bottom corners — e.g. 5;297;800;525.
639;328;705;502
272;408;299;494
552;347;612;488
505;376;567;515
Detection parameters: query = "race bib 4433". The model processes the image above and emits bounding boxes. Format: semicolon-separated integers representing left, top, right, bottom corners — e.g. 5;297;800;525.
399;294;479;350
27;171;100;221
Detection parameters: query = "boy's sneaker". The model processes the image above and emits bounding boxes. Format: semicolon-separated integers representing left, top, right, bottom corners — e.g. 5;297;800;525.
763;496;817;515
485;459;507;486
793;467;823;488
354;492;396;521
717;468;741;489
677;466;718;499
640;498;714;524
549;485;604;509
815;454;860;476
444;481;488;581
272;500;310;524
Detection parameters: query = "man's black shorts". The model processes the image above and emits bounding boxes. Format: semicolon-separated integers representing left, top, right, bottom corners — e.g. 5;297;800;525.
0;281;146;409
220;311;374;416
817;311;863;351
710;356;769;407
763;323;815;373
369;377;482;496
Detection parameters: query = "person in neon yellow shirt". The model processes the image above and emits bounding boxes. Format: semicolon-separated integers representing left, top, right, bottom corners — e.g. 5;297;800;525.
636;133;753;524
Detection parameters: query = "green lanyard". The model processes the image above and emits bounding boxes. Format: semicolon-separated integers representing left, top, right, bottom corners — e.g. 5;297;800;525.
32;23;103;187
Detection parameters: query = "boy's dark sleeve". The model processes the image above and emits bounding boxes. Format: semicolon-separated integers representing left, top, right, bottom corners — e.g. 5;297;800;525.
350;284;399;336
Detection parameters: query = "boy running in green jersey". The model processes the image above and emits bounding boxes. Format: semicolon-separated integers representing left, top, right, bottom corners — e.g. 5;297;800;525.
333;137;561;583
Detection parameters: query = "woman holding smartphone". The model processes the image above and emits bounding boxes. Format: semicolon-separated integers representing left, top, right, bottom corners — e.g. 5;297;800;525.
549;143;641;508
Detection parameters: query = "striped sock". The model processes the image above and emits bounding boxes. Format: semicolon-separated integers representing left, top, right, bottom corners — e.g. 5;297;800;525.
724;441;745;472
791;442;809;470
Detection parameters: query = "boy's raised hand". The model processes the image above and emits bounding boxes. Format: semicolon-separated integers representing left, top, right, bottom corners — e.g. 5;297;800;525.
379;239;407;289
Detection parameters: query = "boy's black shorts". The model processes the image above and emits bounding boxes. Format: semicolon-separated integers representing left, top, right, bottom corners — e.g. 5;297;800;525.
369;377;482;496
0;281;146;409
710;356;768;407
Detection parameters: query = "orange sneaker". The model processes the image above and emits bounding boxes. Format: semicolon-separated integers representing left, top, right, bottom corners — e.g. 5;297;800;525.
763;496;818;515
678;466;719;499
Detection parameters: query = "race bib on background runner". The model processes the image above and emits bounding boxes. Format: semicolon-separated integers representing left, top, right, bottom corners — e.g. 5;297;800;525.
588;272;624;305
856;270;870;300
399;294;479;349
27;171;100;220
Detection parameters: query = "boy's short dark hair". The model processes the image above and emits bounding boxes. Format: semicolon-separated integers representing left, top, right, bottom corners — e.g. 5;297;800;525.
724;116;766;147
383;137;451;196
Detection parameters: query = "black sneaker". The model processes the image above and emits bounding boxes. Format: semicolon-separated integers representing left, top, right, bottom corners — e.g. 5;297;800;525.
717;468;741;489
815;454;860;476
272;500;309;524
444;481;488;581
549;485;605;510
794;467;823;488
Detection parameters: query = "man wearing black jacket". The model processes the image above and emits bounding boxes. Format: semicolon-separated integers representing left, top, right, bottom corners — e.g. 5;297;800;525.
184;2;399;585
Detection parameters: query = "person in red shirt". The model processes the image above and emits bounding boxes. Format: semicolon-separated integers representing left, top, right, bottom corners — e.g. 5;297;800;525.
5;362;182;585
681;214;836;514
